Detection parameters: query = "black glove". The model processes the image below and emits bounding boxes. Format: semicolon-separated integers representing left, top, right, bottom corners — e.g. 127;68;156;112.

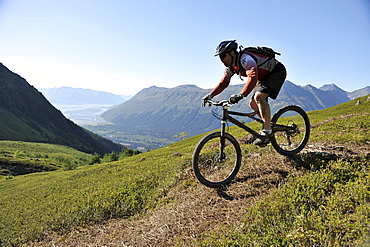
229;94;243;104
202;94;213;107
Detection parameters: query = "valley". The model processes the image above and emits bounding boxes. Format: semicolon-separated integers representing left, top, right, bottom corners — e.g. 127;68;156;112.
53;103;111;125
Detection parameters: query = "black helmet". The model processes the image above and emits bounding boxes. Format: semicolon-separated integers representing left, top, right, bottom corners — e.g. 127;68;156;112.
214;40;238;57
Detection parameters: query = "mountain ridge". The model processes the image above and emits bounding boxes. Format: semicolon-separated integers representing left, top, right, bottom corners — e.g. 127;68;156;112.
0;63;122;154
101;81;369;144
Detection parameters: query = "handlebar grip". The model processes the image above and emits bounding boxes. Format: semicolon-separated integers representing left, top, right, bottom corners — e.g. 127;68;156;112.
208;99;231;106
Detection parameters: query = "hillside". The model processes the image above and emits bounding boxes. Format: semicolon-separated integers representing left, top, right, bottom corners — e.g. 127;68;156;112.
102;84;217;136
0;95;369;246
0;63;122;154
0;140;93;176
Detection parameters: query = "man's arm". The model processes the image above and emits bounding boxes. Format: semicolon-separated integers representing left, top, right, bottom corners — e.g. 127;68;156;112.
209;69;234;97
240;67;258;97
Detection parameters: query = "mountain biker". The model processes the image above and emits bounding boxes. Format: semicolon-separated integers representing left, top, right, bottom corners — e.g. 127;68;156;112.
202;40;287;146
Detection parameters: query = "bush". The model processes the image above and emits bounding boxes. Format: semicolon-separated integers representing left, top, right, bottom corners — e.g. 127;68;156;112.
62;160;78;170
88;153;101;165
13;150;24;158
102;152;119;163
119;148;141;159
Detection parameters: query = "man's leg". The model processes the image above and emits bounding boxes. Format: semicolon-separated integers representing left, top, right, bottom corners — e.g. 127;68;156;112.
251;63;286;146
252;91;273;146
249;98;258;113
254;91;271;130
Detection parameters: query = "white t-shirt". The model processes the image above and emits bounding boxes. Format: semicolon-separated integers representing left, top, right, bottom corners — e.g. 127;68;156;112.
224;53;257;77
224;52;277;80
240;53;257;71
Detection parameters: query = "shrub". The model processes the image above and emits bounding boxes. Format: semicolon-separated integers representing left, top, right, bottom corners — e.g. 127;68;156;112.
88;153;101;165
102;152;119;163
62;160;78;170
13;150;24;158
119;148;141;159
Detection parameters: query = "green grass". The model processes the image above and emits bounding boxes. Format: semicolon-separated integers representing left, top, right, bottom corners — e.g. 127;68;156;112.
0;136;196;246
0;95;369;246
308;96;370;145
0;141;93;175
203;157;370;246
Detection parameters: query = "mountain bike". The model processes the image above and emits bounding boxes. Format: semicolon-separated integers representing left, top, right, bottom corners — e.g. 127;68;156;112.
192;99;310;188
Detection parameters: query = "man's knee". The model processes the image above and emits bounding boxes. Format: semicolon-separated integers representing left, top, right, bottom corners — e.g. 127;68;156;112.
254;92;269;103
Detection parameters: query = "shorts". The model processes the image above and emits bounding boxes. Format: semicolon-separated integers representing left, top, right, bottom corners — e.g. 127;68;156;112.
255;62;287;100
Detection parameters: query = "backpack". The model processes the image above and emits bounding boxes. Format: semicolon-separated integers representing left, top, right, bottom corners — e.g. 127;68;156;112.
242;46;281;59
235;46;281;81
240;46;281;67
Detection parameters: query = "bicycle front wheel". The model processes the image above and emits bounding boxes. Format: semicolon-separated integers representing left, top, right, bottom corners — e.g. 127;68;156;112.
271;105;310;155
192;132;242;188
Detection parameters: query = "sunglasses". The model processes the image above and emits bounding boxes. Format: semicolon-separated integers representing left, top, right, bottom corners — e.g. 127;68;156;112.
219;53;228;60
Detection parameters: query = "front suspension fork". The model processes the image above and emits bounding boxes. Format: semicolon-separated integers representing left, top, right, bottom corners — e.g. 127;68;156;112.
218;106;228;162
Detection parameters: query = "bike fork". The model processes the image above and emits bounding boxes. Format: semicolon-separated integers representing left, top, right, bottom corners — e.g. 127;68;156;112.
218;106;228;162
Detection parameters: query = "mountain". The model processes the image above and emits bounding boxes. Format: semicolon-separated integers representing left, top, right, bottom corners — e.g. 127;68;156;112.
273;81;351;111
0;63;122;154
102;85;217;137
100;81;369;148
348;86;370;100
101;84;255;137
39;87;128;105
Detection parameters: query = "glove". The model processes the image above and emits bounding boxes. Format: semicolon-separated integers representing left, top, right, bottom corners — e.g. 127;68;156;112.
229;94;243;104
202;94;213;107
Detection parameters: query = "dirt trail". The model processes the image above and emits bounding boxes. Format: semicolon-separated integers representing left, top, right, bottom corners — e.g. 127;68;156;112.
25;143;368;247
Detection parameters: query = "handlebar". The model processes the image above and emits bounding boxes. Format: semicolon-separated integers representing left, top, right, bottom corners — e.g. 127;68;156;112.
205;99;261;119
206;99;232;107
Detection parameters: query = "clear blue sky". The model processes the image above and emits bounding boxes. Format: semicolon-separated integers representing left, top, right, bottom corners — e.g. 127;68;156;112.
0;0;369;96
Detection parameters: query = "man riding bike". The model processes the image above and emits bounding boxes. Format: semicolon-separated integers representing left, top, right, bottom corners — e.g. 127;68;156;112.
202;40;287;146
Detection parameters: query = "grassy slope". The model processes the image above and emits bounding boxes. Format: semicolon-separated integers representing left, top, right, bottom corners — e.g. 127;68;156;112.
0;137;195;246
0;96;369;246
0;141;94;175
0;63;123;155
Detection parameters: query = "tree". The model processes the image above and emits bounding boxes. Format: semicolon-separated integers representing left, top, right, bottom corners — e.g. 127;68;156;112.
173;132;188;141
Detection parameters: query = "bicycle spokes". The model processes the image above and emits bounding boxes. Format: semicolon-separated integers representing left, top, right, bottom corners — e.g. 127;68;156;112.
271;106;310;155
193;133;241;187
216;151;227;163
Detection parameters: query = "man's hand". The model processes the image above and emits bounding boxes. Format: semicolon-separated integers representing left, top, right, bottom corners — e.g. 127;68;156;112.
229;94;243;104
246;67;257;78
202;94;213;107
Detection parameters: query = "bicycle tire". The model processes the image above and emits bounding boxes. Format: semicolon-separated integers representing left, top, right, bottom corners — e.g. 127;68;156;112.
271;105;310;155
192;132;242;188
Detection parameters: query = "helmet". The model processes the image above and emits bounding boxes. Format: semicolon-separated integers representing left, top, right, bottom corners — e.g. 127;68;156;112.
214;40;238;57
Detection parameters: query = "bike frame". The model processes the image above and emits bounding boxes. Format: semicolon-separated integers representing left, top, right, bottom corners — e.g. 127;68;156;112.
220;105;262;139
219;105;261;161
220;104;297;137
218;104;297;158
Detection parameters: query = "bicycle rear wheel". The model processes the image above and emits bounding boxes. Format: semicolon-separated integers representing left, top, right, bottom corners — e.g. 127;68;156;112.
271;105;310;155
192;132;242;188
